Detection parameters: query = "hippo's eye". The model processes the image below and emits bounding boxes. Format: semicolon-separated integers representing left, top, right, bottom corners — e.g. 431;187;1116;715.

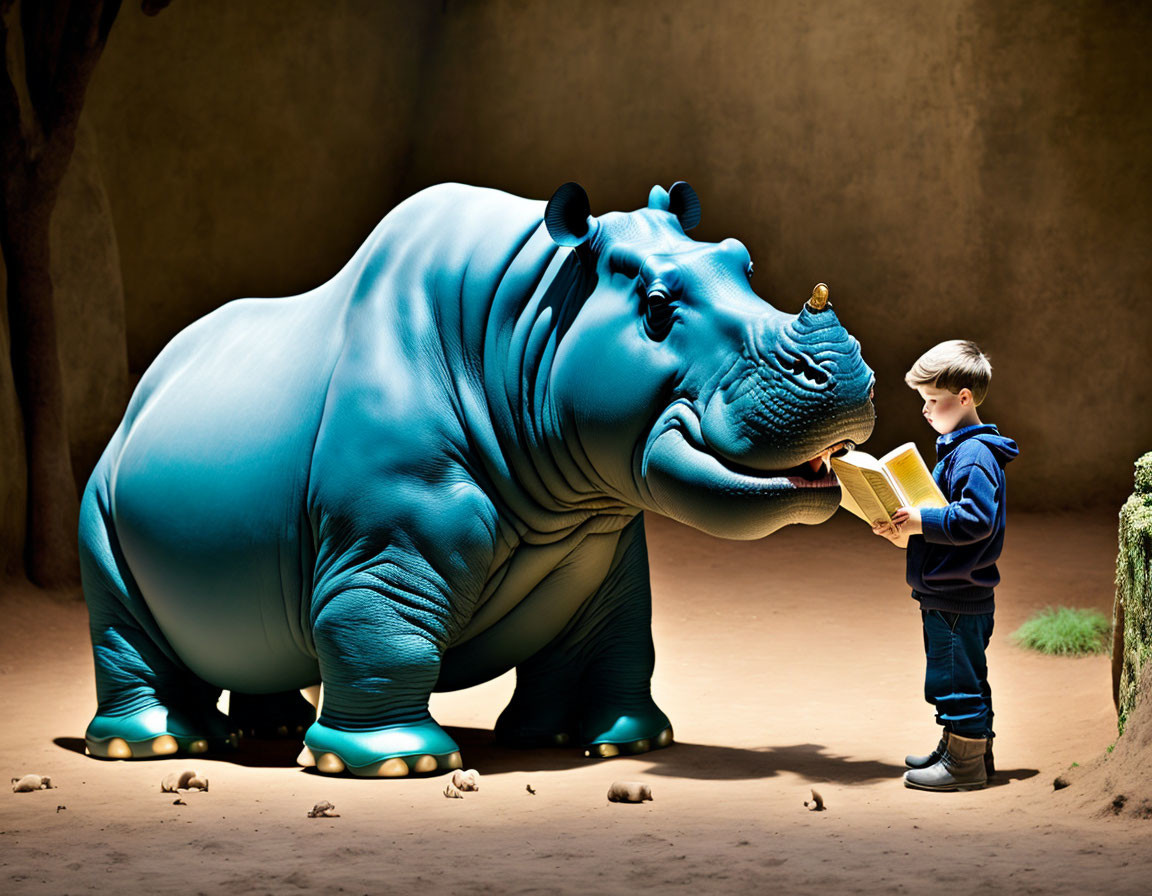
746;261;754;280
642;286;675;341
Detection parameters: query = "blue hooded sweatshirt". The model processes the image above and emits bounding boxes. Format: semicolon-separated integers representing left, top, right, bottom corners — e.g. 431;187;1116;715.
906;423;1019;614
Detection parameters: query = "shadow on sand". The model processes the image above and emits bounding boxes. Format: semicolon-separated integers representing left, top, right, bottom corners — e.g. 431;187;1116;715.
57;727;995;784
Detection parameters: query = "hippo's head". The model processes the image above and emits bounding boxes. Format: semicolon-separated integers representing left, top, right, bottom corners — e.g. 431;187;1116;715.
542;182;875;539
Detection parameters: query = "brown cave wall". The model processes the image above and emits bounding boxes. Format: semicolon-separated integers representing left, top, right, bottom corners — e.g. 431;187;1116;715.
78;0;1151;512
0;114;128;581
84;0;438;373
400;0;1152;510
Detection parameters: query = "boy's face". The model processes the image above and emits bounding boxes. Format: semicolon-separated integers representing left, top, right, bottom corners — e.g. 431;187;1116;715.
916;384;974;435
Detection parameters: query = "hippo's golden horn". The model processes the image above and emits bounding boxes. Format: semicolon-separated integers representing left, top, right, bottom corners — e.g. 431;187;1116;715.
807;283;829;312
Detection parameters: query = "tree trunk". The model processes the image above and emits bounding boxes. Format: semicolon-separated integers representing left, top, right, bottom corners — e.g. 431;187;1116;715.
1;189;81;588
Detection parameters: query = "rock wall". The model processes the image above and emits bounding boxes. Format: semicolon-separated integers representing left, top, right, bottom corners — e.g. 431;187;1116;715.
0;244;26;580
399;0;1152;512
5;0;1147;533
85;0;438;373
1114;453;1152;734
53;118;131;493
0;116;127;582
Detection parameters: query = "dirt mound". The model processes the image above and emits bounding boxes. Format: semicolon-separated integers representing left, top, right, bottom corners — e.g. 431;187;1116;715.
1061;661;1152;819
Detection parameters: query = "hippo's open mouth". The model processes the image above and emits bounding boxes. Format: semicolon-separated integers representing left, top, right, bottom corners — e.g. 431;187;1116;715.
705;435;858;489
638;400;866;538
642;400;851;491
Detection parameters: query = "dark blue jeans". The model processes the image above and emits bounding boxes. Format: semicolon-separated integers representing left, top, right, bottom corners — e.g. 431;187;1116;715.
921;609;994;738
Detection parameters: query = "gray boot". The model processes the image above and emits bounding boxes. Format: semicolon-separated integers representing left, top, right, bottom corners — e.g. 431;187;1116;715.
905;733;948;769
906;731;995;776
903;733;988;791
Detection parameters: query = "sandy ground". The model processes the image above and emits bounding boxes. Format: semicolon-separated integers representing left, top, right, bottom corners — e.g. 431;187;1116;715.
1;509;1149;894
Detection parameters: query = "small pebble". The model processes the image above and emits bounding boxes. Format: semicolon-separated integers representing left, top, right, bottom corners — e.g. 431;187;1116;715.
11;775;53;793
307;800;340;818
607;781;652;803
451;768;480;792
160;770;209;793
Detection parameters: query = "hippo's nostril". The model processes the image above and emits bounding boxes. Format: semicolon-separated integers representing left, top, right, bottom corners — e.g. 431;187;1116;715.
777;348;830;387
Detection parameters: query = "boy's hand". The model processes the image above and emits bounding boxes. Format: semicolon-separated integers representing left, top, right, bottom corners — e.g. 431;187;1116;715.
871;520;900;540
891;506;923;536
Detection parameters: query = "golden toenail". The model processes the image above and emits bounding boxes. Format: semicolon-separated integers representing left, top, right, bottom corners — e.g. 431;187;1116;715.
655;728;674;748
152;735;178;755
187;739;209;754
107;737;132;759
412;754;438;773
586;743;619;758
445;751;463;770
377;758;409;777
297;746;316;767
317;752;346;774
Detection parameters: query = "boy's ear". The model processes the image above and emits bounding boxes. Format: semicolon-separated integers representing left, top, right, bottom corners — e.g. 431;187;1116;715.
958;388;973;406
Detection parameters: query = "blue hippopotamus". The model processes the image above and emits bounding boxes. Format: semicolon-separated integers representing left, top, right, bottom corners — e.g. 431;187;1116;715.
79;182;875;776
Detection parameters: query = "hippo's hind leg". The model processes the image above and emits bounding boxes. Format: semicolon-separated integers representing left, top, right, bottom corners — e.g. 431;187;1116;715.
495;515;673;757
303;576;464;777
80;476;235;759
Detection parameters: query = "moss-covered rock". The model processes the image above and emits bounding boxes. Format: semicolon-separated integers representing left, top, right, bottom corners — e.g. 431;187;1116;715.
1114;452;1152;734
1136;454;1152;498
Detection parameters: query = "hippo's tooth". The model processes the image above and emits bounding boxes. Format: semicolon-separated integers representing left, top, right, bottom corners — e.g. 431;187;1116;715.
806;453;831;474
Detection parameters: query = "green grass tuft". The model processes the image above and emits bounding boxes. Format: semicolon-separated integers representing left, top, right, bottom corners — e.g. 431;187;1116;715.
1011;606;1111;657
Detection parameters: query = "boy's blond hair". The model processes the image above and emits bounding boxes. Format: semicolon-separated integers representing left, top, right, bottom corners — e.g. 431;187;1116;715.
904;340;992;406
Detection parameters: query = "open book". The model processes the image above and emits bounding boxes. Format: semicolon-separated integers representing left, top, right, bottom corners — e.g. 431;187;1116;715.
830;442;947;525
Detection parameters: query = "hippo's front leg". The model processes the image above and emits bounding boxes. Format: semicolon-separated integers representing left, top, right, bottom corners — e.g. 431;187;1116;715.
302;565;466;777
495;515;673;757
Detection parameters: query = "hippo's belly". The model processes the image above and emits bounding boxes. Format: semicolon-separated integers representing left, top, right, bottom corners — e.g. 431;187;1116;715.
436;526;626;691
110;295;342;693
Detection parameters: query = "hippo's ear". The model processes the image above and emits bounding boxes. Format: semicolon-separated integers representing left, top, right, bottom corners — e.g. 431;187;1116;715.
545;182;595;247
668;181;701;232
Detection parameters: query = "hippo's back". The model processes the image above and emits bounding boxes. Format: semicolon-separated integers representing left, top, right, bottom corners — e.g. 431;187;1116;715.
96;288;347;692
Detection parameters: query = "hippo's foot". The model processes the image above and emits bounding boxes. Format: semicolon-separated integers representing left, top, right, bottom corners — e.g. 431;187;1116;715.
85;705;238;760
584;724;675;758
580;703;675;759
496;697;674;758
301;719;463;777
493;698;579;749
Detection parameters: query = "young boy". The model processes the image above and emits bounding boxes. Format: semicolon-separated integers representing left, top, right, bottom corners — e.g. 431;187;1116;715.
874;340;1018;791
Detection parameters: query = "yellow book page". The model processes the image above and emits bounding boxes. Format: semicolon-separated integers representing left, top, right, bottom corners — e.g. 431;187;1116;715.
881;444;947;509
861;468;902;517
829;458;890;524
838;482;871;522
